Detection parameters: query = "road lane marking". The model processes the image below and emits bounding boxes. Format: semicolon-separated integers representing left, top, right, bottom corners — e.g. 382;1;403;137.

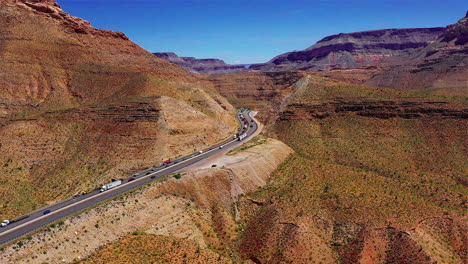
0;111;255;240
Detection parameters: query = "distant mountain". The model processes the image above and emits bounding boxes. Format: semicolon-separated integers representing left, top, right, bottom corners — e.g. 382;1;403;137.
153;52;248;74
366;12;468;89
249;27;445;72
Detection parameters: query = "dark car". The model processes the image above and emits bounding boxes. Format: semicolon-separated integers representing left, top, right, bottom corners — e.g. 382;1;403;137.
43;209;51;215
211;164;217;167
128;178;135;182
151;175;156;179
250;125;253;127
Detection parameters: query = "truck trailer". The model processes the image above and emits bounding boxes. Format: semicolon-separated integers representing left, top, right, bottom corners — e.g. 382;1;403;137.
237;133;247;141
1;215;30;227
100;179;122;192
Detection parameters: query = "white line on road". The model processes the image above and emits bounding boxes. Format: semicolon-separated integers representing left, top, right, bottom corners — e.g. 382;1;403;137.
0;111;253;240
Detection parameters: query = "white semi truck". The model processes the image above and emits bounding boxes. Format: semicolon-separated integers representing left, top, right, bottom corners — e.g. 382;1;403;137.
1;215;30;227
237;133;247;141
100;179;122;192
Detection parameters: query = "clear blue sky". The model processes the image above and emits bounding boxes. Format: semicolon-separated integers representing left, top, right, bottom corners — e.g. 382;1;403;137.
58;0;466;64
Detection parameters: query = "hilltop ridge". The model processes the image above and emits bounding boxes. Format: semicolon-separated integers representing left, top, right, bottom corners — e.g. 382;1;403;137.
249;27;444;72
0;0;236;219
154;52;249;74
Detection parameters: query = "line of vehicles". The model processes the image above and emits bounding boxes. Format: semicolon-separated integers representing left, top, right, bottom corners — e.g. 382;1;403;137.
1;109;254;229
1;215;29;227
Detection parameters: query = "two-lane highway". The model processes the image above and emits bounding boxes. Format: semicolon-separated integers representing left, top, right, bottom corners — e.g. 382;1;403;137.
0;109;258;246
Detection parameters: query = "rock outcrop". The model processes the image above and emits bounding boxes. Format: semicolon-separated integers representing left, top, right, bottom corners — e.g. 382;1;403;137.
367;13;468;89
236;74;467;264
249;28;444;72
0;0;236;219
202;71;306;101
202;71;307;125
280;100;468;120
154;52;249;74
0;137;293;263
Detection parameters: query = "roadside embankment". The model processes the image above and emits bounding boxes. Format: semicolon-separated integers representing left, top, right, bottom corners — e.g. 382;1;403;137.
0;137;292;264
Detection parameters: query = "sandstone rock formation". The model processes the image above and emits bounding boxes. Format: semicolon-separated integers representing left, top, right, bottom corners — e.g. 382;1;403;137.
366;12;468;90
249;28;444;72
0;0;236;219
154;52;249;74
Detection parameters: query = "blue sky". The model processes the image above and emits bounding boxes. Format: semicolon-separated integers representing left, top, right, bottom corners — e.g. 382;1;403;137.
58;0;466;64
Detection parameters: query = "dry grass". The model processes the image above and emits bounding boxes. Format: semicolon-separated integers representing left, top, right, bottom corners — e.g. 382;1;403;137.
0;1;236;220
80;233;234;264
238;75;467;263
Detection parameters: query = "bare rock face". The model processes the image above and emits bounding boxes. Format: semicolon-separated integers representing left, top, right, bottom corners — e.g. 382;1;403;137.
367;13;468;89
0;0;236;219
250;28;444;72
154;52;249;74
202;71;306;101
280;100;468;120
440;11;468;45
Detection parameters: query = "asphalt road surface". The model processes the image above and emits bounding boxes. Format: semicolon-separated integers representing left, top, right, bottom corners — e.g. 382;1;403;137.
0;109;258;246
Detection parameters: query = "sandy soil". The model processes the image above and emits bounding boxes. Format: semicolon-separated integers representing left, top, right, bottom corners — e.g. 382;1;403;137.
0;121;292;264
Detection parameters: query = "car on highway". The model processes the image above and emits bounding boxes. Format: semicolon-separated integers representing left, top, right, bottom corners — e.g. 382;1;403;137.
0;109;257;246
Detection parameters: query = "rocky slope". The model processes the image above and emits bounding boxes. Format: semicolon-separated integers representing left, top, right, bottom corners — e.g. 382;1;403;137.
236;75;467;263
202;71;308;126
250;27;444;72
366;13;468;90
0;0;236;219
154;52;248;74
0;136;293;263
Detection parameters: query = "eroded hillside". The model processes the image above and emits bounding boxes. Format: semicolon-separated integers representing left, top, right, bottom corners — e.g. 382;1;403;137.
237;75;467;263
0;136;292;263
0;0;236;219
202;71;307;125
366;13;468;91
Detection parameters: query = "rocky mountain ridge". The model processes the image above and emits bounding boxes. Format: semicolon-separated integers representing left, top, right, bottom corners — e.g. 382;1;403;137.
154;52;248;74
250;27;445;72
366;12;468;89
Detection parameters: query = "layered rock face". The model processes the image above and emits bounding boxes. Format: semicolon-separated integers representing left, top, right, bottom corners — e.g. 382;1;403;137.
367;13;468;89
154;52;248;74
202;71;307;125
281;100;467;120
233;75;467;264
0;0;236;218
202;71;306;101
250;28;444;72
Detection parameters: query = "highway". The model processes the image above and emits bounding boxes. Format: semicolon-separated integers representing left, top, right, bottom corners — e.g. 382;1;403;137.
0;109;258;246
